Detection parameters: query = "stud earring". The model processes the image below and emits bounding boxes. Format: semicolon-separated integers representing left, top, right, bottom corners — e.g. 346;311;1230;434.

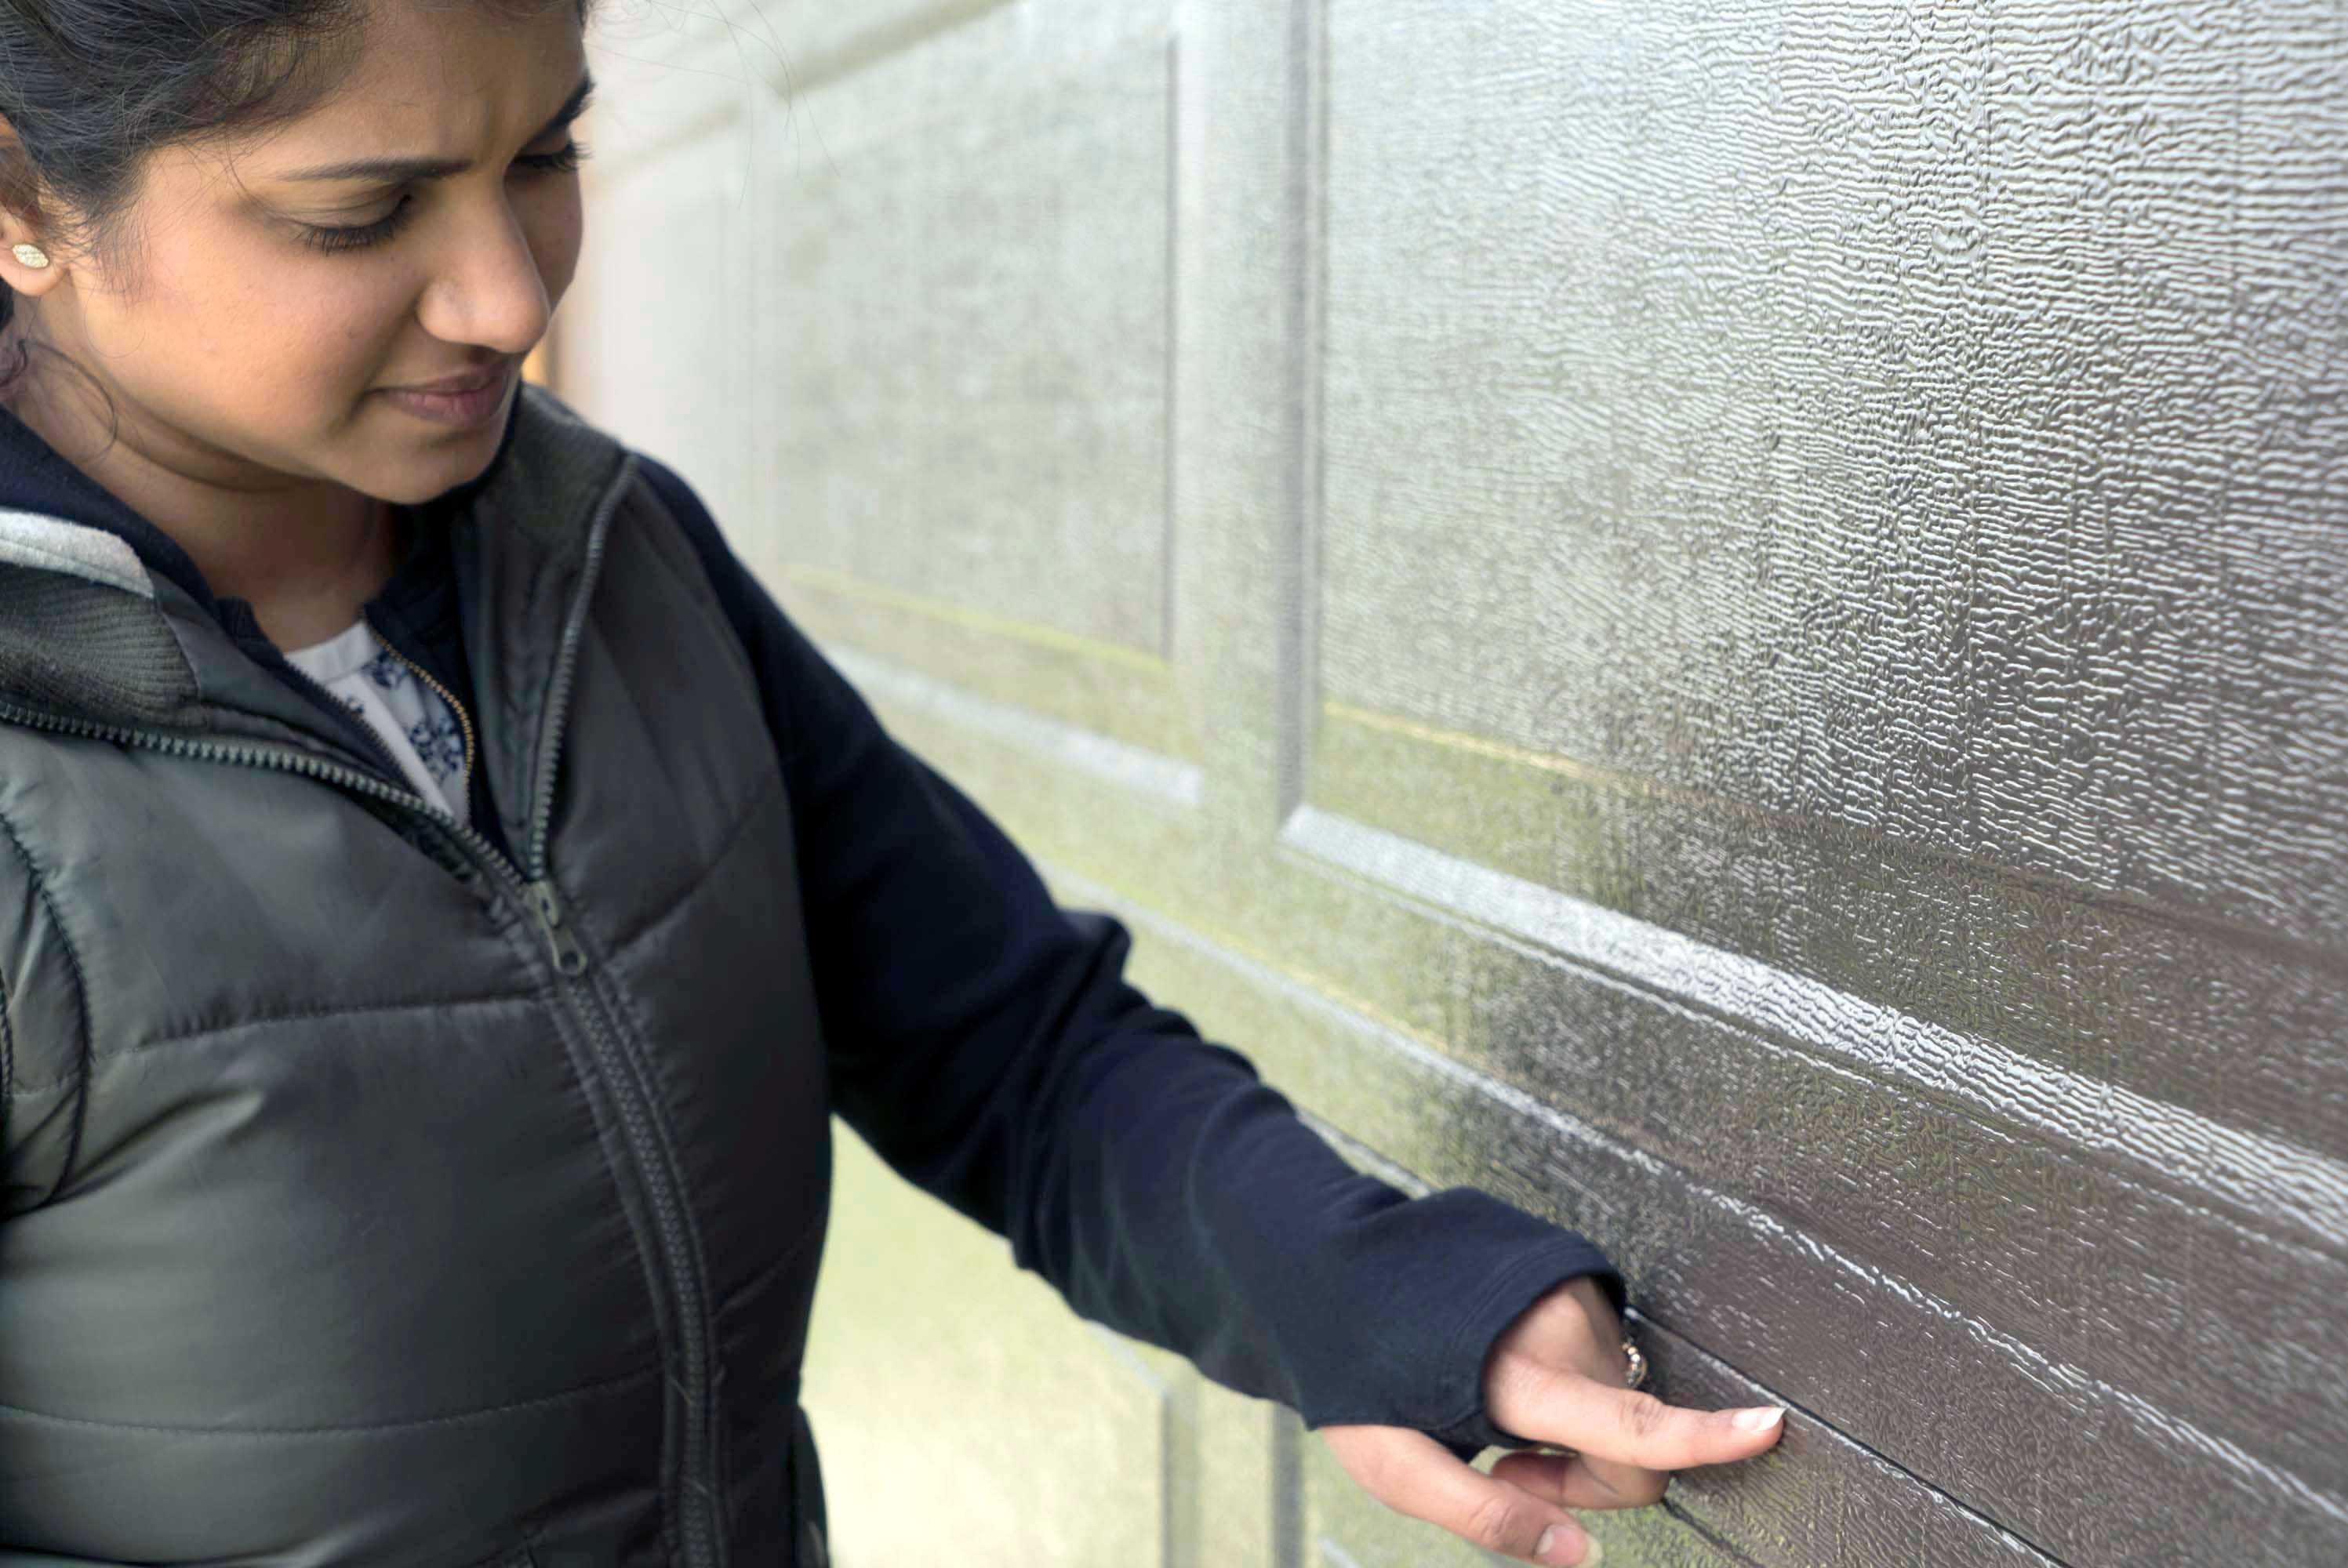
10;244;48;270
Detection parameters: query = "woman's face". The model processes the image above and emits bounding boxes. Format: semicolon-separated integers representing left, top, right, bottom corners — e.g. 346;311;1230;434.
9;0;591;505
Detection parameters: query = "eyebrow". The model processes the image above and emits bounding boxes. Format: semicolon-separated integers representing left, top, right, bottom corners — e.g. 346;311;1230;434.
279;73;597;183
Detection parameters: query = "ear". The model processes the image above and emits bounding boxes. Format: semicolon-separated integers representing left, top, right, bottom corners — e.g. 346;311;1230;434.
0;112;65;299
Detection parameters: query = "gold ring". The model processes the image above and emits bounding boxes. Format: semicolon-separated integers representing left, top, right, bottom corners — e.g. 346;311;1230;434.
1622;1338;1648;1390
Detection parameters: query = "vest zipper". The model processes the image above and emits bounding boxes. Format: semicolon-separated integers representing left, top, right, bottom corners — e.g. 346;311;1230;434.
525;877;589;975
372;633;478;805
0;696;515;884
274;649;425;800
0;461;732;1568
518;467;728;1568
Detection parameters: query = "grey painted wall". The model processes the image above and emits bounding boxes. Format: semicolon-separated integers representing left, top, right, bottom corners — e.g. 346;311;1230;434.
560;2;2348;1563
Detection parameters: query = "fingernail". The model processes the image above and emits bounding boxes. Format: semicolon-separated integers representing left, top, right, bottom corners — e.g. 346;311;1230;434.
1536;1525;1601;1566
1733;1406;1785;1433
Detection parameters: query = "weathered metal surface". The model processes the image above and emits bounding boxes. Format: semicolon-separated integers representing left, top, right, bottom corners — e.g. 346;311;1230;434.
758;42;1171;655
1298;5;2348;1560
568;0;2348;1563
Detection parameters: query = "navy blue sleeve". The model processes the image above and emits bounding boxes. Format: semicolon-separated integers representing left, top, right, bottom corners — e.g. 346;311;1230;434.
639;458;1624;1459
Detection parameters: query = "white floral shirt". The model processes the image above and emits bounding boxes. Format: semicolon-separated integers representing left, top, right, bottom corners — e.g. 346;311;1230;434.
284;620;471;823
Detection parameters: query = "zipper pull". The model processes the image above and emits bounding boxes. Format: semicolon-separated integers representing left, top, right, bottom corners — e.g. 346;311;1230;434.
525;877;589;975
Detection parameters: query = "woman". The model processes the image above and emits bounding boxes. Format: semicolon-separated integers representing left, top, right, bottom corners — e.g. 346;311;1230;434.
0;1;1783;1563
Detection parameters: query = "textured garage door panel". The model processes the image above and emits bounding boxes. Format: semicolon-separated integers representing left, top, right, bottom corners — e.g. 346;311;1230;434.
761;42;1172;658
1318;0;2348;938
1054;851;2347;1567
1305;2;2348;1560
743;0;1014;94
1266;811;2348;1494
849;684;2341;1566
1283;1122;2060;1568
1309;706;2348;1167
751;25;1190;758
565;0;2348;1560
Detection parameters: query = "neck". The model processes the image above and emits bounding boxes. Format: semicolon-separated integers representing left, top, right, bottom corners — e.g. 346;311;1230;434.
4;337;399;651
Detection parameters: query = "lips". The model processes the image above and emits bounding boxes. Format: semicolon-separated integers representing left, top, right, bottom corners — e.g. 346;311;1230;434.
375;359;518;430
383;362;511;396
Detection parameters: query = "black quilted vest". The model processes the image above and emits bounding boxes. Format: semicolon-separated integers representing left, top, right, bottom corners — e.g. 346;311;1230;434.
0;389;834;1567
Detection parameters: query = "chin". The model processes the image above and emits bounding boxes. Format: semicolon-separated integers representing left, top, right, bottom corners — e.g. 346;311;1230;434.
362;459;489;506
355;422;510;505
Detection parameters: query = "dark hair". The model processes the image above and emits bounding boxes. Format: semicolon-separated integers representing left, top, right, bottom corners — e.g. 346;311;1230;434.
0;0;589;345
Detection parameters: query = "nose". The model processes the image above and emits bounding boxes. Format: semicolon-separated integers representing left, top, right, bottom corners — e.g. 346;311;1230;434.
415;197;552;357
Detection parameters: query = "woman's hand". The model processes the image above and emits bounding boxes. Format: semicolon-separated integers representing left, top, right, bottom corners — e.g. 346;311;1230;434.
1314;1276;1785;1566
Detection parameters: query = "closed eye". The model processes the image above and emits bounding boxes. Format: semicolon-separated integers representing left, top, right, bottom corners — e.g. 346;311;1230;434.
294;137;586;255
514;140;591;176
300;196;415;254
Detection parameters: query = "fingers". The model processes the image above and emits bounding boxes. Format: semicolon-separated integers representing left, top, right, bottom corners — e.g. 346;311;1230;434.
1541;1377;1786;1471
1319;1425;1601;1566
1489;1449;1667;1512
1576;1454;1671;1509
